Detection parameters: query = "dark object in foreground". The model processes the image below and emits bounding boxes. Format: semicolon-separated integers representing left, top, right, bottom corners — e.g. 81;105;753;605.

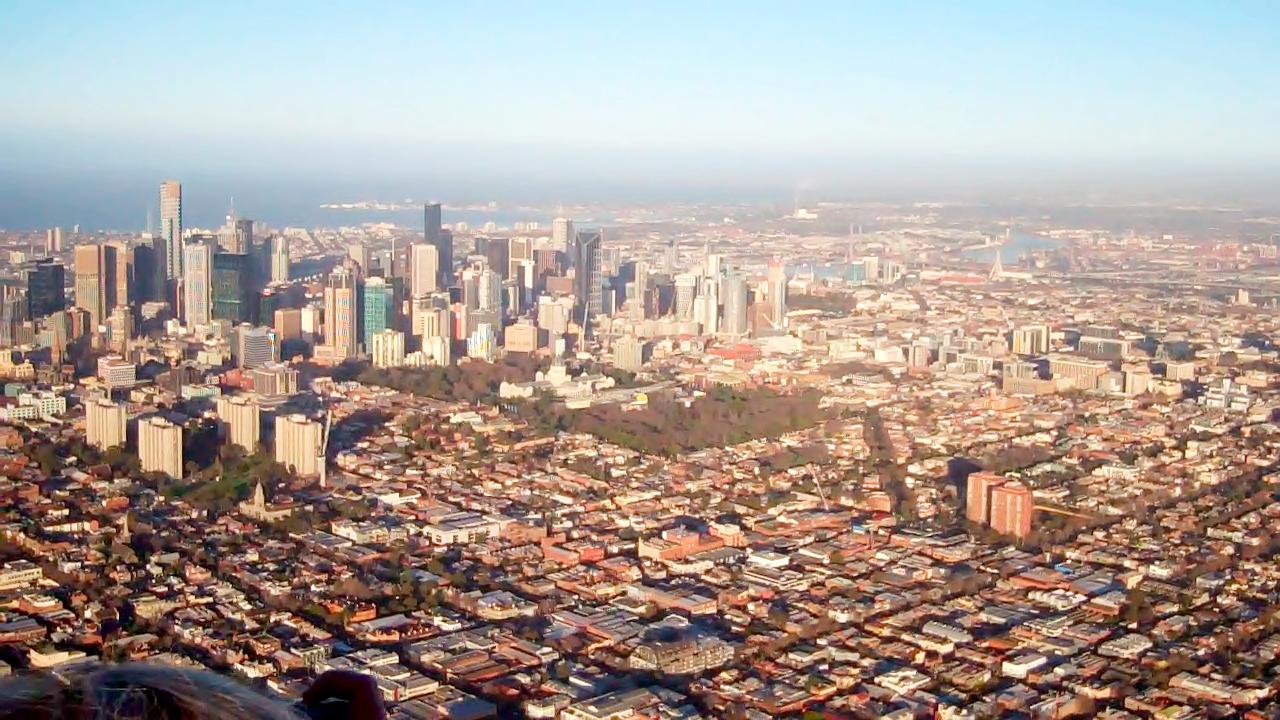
0;663;385;720
299;670;386;720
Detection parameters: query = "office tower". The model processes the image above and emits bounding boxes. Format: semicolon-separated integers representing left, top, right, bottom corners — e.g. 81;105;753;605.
132;243;156;303
424;202;442;243
41;310;70;365
573;229;603;319
413;293;451;334
862;256;880;285
508;237;532;280
410;244;439;297
270;234;290;283
73;244;117;328
108;243;132;310
699;276;721;334
629;260;649;317
182;239;213;327
462;260;501;313
600;246;622;277
85;398;127;450
215;216;254;255
475;237;510;280
436;229;454;287
1123;364;1153;396
362;276;395;349
0;286;28;348
552;217;574;252
1011;325;1051;356
663;239;678;272
300;305;321;342
965;471;1005;525
1164;361;1195;381
503;320;543;353
217;212;241;254
274;308;302;342
234;325;278;369
215;395;260;452
413;295;453;366
1048;355;1110;391
106;306;132;354
236;218;254;253
66;308;91;342
257;289;279;326
385;236;401;279
451;303;469;341
97;355;136;387
148;235;168;305
721;273;748;336
159;181;183;279
45;227;63;255
370;329;405;368
1078;333;1129;360
766;256;787;330
212;253;251;323
348;242;371;273
72;246;97;325
323;264;359;360
249;362;299;397
26;259;65;320
423;203;451;287
989;481;1034;539
613;334;647;372
674;273;698;319
275;414;322;477
535;295;570;335
139;416;183;479
457;259;499;337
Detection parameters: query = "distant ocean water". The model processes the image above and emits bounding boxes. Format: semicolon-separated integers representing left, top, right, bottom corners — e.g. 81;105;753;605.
962;233;1061;263
0;173;555;232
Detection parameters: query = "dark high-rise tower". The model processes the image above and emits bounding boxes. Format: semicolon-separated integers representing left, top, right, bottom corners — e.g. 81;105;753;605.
573;229;603;320
424;203;451;287
132;243;156;304
149;235;168;305
475;237;510;281
424;202;441;244
26;259;65;320
211;253;251;323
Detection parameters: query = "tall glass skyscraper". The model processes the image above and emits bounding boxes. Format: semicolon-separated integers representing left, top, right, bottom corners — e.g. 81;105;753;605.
212;252;251;323
361;276;395;350
26;258;65;320
423;203;451;287
573;229;603;320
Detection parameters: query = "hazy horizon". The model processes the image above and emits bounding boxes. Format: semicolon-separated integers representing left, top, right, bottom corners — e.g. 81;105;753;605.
3;1;1279;228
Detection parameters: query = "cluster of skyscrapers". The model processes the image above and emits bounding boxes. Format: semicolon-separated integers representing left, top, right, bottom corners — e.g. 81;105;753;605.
295;202;621;368
4;179;796;386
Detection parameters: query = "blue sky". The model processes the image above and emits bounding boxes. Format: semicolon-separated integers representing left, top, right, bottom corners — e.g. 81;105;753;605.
1;1;1278;205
